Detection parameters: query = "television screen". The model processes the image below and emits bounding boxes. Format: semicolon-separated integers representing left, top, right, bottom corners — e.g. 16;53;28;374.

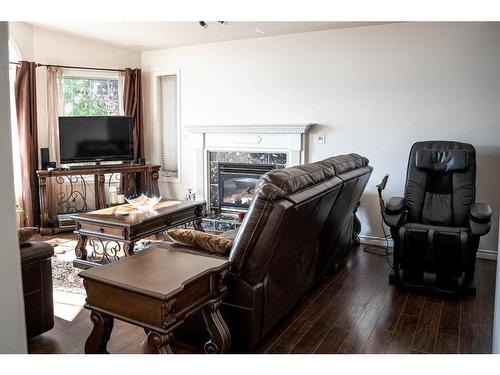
58;116;134;163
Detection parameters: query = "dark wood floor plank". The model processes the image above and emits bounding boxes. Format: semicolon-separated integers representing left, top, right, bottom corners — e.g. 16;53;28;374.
372;289;408;333
435;333;459;354
386;315;419;354
337;305;383;353
438;299;461;336
403;294;425;317
459;319;478;354
314;326;349;354
411;301;442;353
361;328;393;354
473;259;496;353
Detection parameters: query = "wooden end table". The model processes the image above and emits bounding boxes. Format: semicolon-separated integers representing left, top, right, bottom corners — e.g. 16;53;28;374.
72;199;205;269
79;247;231;354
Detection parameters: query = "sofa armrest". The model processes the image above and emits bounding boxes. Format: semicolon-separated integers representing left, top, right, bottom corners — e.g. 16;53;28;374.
386;197;405;214
20;242;54;265
469;202;492;236
382;196;406;228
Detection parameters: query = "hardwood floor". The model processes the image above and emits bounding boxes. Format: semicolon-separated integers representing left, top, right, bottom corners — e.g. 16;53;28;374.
28;243;496;354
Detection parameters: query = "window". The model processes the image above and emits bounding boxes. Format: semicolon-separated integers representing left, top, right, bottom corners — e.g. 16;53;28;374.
157;73;180;180
62;75;120;116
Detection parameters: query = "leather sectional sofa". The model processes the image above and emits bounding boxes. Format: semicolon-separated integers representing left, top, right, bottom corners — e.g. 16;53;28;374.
161;153;372;349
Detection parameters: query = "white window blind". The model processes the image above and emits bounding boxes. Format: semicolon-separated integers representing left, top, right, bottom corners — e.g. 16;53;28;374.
159;75;178;175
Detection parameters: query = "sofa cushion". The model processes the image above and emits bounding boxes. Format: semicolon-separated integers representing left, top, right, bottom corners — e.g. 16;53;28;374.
167;228;233;256
20;241;54;264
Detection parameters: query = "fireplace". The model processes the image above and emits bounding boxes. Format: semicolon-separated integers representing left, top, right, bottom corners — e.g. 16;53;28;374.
218;163;275;211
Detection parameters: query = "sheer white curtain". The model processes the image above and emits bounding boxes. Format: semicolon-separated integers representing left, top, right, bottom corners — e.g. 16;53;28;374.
46;67;63;220
118;71;125;115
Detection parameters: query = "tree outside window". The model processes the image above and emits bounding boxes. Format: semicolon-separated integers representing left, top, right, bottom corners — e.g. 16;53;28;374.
63;77;119;116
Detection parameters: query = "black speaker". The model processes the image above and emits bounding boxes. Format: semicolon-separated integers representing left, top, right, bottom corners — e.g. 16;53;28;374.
138;157;146;165
41;148;49;170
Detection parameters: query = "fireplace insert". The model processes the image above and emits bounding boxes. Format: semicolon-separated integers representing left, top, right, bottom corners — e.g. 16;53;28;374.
218;163;276;211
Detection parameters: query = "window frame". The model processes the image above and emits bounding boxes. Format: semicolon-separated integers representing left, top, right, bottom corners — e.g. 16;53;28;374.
152;69;181;183
61;69;123;117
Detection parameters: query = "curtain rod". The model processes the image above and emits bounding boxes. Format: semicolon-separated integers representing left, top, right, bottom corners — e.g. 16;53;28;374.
9;61;126;73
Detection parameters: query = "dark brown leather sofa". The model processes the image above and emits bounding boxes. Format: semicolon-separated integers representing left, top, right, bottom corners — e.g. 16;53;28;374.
20;242;55;339
163;153;372;349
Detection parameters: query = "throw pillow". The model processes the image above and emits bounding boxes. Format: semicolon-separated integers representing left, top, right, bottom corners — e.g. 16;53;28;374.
167;228;233;256
18;227;38;245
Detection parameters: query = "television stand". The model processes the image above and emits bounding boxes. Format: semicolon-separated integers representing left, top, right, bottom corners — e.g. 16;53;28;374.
67;163;126;170
36;164;161;235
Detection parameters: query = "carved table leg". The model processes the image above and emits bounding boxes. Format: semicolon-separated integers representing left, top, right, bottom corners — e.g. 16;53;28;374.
123;241;136;257
193;218;205;232
38;176;49;232
202;299;231;353
147;331;174;354
85;311;114;354
96;173;106;209
75;234;88;260
151;171;160;197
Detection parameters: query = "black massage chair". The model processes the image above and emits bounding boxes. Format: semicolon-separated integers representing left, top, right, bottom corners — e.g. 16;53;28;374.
380;141;492;295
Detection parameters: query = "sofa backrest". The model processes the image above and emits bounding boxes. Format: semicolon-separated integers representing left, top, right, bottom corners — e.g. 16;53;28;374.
317;155;372;275
228;154;372;336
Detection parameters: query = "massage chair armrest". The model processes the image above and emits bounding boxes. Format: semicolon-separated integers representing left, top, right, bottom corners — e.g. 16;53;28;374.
469;202;492;236
383;196;406;227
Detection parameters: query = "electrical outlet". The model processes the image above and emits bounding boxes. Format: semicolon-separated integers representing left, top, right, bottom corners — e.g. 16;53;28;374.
314;134;327;144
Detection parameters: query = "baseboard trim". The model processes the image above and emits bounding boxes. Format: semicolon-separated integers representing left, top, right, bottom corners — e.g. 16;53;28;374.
359;236;497;261
477;249;498;260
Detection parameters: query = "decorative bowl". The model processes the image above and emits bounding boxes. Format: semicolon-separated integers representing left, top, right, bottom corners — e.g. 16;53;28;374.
125;194;162;212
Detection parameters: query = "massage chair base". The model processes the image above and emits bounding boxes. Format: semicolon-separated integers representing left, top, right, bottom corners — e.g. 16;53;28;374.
388;271;476;297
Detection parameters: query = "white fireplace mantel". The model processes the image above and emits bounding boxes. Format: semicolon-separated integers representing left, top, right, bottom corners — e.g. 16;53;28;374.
184;123;313;134
184;123;314;200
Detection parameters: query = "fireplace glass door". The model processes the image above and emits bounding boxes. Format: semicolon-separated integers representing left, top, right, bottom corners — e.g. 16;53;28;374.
218;163;275;211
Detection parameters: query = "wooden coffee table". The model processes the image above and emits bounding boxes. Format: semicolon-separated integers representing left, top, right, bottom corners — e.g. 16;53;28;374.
79;247;231;354
72;199;205;269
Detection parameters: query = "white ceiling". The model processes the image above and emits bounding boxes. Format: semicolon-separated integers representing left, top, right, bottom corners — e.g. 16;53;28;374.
29;22;392;51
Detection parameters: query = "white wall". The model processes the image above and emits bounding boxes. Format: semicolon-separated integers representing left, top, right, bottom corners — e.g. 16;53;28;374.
9;22;142;151
0;21;27;354
142;22;500;252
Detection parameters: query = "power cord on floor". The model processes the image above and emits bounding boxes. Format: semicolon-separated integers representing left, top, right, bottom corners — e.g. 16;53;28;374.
363;218;395;272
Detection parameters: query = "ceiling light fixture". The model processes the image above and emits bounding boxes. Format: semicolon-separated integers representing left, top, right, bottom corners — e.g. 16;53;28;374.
198;21;228;29
255;29;265;34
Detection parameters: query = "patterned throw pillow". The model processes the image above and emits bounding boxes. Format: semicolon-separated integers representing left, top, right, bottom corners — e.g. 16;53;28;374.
166;228;233;256
18;227;38;245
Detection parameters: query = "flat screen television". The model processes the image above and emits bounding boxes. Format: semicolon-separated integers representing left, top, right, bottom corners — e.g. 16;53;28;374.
58;116;134;164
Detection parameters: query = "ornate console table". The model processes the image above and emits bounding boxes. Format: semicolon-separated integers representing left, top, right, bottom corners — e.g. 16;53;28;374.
36;164;161;235
72;199;206;269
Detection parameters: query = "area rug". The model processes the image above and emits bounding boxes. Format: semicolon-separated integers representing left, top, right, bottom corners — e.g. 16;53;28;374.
51;258;86;295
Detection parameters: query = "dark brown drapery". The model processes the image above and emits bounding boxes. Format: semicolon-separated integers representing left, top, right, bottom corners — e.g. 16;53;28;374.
15;61;40;227
122;68;145;196
123;68;144;163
